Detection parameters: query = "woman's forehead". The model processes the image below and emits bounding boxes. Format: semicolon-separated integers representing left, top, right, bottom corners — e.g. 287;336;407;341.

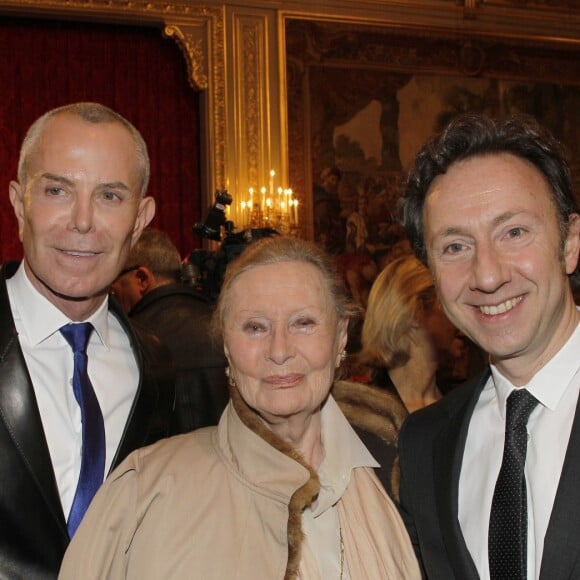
223;261;335;317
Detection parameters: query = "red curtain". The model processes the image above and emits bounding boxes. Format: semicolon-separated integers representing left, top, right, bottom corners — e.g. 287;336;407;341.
0;17;202;261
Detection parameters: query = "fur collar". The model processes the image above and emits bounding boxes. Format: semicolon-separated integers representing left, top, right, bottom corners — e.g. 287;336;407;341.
332;379;407;444
332;379;408;500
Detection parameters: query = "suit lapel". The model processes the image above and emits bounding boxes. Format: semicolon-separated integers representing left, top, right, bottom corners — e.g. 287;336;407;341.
0;264;66;532
540;389;580;579
433;370;490;580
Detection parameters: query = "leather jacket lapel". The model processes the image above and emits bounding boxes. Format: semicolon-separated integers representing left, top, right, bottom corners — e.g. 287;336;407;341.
0;263;66;530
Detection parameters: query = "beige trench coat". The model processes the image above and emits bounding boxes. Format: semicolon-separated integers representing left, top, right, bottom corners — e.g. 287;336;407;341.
59;384;417;579
59;396;316;580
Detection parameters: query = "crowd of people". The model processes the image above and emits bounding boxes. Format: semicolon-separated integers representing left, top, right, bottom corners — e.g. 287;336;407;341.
1;101;578;580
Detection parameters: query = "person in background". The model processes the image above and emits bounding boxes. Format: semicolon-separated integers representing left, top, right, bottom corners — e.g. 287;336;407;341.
59;236;420;580
357;254;464;413
340;254;462;502
0;102;174;579
398;113;580;579
112;227;229;432
340;192;378;310
314;166;345;254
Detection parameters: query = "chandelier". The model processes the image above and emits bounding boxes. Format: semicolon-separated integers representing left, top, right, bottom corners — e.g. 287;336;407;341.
237;169;299;235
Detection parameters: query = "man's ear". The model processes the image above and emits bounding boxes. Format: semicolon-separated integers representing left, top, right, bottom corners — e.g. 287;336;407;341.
9;181;25;242
132;196;156;246
135;266;155;296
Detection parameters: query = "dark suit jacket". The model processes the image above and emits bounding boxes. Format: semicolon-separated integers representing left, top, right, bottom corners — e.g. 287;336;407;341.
129;283;229;433
399;367;580;580
0;262;175;579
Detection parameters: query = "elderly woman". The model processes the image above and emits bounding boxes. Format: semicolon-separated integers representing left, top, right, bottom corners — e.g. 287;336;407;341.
358;254;464;413
59;237;420;580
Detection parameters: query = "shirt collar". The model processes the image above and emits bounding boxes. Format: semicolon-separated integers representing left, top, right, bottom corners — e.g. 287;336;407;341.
490;317;580;418
312;395;379;516
10;262;111;348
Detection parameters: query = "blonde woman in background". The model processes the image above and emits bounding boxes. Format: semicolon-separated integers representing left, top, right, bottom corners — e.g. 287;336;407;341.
358;255;464;413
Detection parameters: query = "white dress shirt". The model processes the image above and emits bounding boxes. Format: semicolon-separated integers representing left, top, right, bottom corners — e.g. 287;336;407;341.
301;395;379;580
459;319;580;580
6;263;139;518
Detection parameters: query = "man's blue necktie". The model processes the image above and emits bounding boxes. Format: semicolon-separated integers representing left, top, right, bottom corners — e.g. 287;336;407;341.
60;322;105;538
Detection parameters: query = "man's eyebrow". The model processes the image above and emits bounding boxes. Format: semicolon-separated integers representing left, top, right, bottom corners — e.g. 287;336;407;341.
40;173;74;187
435;211;522;238
97;182;131;192
435;226;473;239
492;211;518;227
39;174;131;193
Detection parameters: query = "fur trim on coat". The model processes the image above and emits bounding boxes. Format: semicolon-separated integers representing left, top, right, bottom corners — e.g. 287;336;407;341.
332;379;408;500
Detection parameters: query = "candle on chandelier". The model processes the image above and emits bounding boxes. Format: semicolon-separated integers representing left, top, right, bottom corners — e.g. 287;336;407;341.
269;169;275;197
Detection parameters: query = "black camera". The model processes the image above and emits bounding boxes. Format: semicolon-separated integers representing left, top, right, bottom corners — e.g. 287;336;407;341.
188;189;279;300
187;227;279;300
192;189;234;241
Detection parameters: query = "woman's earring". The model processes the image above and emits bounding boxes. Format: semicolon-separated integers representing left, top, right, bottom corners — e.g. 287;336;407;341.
340;350;348;363
225;366;236;388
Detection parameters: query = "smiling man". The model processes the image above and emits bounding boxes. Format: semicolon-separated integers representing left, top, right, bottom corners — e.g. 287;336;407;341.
0;103;174;579
398;114;580;580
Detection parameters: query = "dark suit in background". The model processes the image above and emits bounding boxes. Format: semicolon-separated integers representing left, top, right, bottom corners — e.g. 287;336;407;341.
112;227;230;433
128;282;229;432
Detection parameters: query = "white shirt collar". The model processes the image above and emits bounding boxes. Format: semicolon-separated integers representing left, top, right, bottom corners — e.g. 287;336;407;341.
312;395;379;516
8;262;111;349
490;317;580;418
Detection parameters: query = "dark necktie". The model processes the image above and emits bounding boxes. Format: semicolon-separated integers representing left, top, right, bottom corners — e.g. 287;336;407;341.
60;322;106;537
489;388;539;580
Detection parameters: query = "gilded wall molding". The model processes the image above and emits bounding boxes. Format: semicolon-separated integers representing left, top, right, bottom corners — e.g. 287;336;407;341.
236;16;264;191
228;8;289;231
163;10;228;194
164;23;209;91
286;19;580;84
0;0;222;17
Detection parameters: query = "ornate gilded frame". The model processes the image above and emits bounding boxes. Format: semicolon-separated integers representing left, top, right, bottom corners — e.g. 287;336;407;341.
283;13;580;240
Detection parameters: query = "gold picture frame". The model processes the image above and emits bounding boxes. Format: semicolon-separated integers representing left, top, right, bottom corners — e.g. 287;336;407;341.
285;17;580;245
